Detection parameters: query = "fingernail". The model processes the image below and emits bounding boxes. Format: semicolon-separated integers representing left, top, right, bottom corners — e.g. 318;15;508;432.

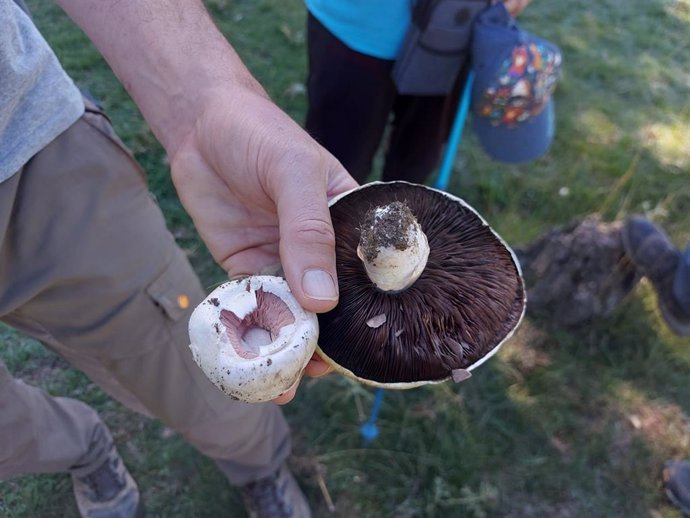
302;269;338;301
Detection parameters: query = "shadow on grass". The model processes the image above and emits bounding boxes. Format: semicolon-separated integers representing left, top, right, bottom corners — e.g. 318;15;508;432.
285;291;689;518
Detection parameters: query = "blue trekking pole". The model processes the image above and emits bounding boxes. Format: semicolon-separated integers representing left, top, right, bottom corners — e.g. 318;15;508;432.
360;71;476;444
360;386;385;445
434;70;475;190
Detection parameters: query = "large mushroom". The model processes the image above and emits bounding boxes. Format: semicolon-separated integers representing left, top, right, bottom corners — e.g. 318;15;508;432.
317;181;526;388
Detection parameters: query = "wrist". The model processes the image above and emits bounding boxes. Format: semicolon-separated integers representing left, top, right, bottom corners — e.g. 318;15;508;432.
57;0;267;155
153;72;268;158
126;30;268;156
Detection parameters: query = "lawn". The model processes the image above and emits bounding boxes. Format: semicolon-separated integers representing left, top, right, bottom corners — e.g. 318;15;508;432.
1;0;689;516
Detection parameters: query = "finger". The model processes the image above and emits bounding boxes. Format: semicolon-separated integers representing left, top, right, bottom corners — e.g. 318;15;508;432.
304;356;333;378
271;380;299;405
274;163;342;314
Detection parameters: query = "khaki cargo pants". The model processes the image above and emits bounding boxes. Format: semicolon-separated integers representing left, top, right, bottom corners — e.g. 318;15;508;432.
0;101;289;485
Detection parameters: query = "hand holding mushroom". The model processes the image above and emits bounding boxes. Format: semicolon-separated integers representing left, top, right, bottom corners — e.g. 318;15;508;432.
189;182;525;403
169;87;357;315
56;0;354;403
167;86;358;403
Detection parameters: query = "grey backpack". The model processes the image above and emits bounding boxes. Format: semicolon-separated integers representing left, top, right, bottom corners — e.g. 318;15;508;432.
392;0;490;95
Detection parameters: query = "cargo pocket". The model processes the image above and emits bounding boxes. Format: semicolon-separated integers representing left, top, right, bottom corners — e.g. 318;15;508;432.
146;249;205;327
93;251;225;427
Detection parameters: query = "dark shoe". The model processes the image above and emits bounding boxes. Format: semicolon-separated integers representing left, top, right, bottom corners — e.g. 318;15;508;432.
622;216;690;336
239;464;312;518
663;460;690;515
71;443;144;518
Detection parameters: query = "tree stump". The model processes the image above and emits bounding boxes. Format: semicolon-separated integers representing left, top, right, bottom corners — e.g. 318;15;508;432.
515;216;640;328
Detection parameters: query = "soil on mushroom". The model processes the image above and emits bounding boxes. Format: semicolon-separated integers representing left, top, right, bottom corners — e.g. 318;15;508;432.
358;201;416;262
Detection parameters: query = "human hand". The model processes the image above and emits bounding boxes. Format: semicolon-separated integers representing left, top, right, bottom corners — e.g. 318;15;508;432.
169;86;356;404
271;355;333;405
503;0;531;16
57;0;354;404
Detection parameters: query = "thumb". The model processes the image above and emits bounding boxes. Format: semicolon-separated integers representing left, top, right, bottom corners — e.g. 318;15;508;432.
274;164;344;314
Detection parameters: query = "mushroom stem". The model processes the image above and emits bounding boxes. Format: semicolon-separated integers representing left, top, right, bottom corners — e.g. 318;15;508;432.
356;201;430;292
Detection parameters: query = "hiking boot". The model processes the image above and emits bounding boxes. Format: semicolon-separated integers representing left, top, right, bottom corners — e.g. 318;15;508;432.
71;443;144;518
239;463;312;518
622;215;690;336
662;460;690;515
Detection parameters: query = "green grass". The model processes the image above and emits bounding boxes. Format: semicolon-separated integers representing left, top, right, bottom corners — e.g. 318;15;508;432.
1;0;689;516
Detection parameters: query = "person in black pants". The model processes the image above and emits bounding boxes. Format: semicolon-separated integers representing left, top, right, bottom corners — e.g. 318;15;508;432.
304;0;531;185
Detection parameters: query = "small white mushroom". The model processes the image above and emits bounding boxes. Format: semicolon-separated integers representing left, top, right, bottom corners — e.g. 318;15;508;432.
188;276;318;403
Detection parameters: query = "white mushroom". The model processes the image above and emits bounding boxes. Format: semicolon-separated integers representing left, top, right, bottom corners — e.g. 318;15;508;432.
188;276;318;403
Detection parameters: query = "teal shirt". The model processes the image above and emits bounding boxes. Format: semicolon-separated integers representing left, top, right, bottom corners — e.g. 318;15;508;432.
305;0;412;60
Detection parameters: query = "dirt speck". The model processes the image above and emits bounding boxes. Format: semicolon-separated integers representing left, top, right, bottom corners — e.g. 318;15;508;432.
358;201;417;262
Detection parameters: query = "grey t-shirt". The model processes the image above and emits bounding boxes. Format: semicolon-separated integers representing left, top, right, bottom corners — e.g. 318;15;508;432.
0;0;84;182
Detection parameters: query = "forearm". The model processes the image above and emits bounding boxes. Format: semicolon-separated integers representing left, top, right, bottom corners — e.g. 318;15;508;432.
56;0;266;154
